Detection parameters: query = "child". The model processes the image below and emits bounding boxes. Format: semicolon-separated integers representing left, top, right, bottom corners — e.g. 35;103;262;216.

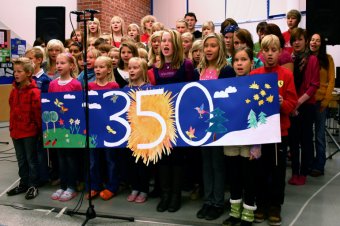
253;21;267;57
138;48;148;62
97;43;113;56
181;32;194;59
190;39;203;69
151;22;164;34
222;24;238;58
196;33;235;221
75;53;84;74
126;57;151;203
86;56;120;200
221;47;259;226
310;33;335;177
250;34;298;225
44;39;65;80
7;57;41;200
288;28;320;186
147;29;196;213
70;29;83;44
110;16;125;48
49;53;82;201
229;28;263;69
202;21;215;38
108;47;120;69
114;41;139;88
258;23;294;72
25;47;52;185
100;32;113;45
87;18;102;40
282;9;301;54
26;47;51;93
147;31;162;68
77;48;101;87
68;42;83;57
140;15;157;44
175;18;188;34
127;23;141;43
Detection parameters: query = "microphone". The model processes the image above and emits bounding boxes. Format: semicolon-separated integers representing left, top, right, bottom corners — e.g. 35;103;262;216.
85;9;100;14
70;10;84;15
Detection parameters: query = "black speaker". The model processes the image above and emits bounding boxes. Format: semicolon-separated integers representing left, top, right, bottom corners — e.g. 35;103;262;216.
336;67;340;88
306;0;340;45
36;6;65;43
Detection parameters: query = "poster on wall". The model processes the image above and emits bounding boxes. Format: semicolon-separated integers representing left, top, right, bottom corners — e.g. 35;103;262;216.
11;38;26;59
0;62;13;84
41;73;281;164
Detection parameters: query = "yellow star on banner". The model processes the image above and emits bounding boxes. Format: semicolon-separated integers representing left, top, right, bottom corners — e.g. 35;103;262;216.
265;84;271;89
249;82;259;89
266;95;274;103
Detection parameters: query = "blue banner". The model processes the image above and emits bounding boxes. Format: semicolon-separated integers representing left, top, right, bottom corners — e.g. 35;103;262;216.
42;73;281;163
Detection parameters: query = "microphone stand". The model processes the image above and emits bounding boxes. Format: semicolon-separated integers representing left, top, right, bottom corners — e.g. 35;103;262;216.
71;10;134;226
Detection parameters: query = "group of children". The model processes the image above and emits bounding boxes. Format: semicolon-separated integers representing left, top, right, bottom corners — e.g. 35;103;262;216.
7;9;335;226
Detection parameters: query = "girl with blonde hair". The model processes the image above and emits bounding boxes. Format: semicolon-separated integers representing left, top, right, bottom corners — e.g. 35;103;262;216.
110;16;125;48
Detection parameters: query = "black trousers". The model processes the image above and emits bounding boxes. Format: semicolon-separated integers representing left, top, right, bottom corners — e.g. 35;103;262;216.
228;155;257;207
255;137;288;207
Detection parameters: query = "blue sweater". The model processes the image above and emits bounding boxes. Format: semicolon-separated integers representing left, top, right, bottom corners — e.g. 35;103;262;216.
33;69;51;93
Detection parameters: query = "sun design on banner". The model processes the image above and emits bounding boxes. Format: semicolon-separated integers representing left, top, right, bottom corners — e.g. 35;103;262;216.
127;90;177;165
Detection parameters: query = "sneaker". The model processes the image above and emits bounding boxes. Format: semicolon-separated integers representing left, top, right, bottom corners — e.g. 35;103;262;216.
310;169;324;177
135;193;147;203
25;187;39;200
295;176;306;185
7;184;28;196
51;189;65;200
196;204;211;219
100;189;114;200
288;175;299;185
59;188;77;202
254;206;266;223
222;216;241;226
205;206;224;221
86;190;99;200
127;193;138;202
268;206;281;226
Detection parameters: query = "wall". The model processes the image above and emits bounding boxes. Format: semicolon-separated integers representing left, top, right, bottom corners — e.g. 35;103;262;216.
0;0;77;46
152;0;340;69
77;0;151;34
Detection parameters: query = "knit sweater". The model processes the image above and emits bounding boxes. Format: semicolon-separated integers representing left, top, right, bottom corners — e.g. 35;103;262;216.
314;54;335;110
9;79;42;139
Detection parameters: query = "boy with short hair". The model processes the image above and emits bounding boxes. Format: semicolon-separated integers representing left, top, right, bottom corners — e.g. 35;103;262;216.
250;34;298;226
282;9;301;54
25;47;51;93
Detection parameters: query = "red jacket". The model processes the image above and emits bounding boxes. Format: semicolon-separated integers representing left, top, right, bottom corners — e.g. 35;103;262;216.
9;79;42;139
250;66;298;136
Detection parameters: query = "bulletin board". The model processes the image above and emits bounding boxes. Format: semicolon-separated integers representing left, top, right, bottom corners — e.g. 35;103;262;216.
0;29;12;121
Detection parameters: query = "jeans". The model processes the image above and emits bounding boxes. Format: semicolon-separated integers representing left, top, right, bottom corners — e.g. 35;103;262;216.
12;136;40;187
314;104;327;172
202;146;225;207
36;138;50;182
89;148;119;193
